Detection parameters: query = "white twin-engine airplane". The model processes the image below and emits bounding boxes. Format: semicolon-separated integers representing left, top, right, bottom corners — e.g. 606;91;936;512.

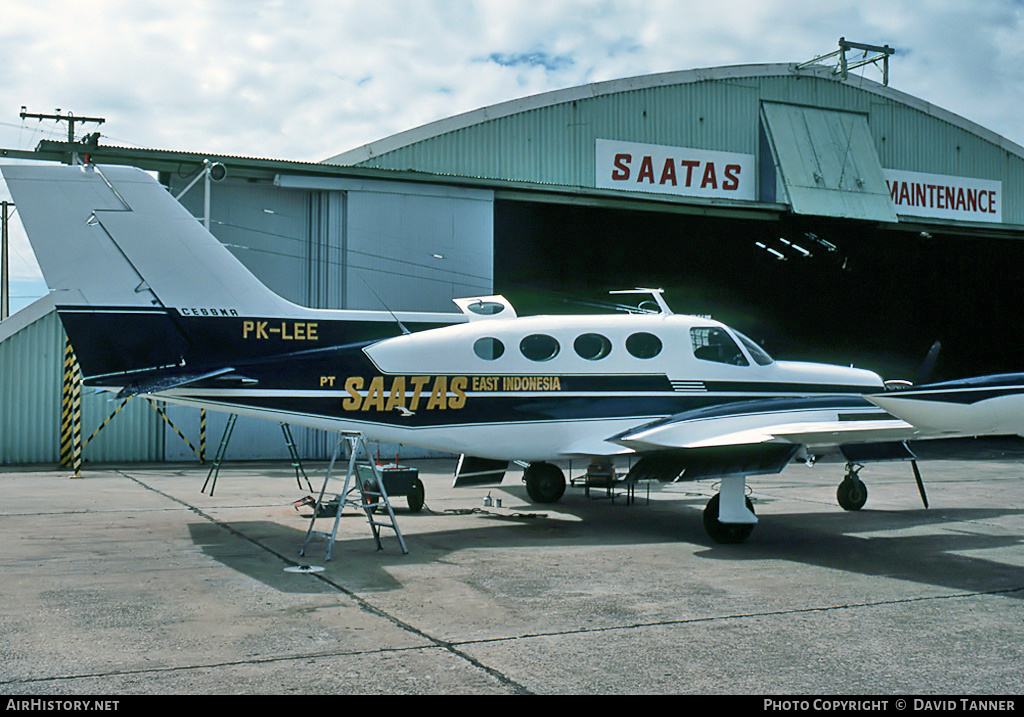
6;163;1024;543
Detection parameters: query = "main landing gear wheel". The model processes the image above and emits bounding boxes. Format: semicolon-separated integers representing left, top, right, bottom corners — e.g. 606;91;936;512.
524;462;566;503
702;493;756;544
407;477;425;513
837;464;868;511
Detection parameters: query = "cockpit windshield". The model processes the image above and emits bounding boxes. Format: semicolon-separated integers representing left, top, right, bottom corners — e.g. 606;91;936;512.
734;331;774;366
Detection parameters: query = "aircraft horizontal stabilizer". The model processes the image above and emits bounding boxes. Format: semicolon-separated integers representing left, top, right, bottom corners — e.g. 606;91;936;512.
116;367;246;398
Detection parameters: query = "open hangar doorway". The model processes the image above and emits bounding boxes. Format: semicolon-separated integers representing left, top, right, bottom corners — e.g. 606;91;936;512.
494;199;1024;384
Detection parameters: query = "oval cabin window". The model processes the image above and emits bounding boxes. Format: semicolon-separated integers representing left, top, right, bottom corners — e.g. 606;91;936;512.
574;333;612;361
625;332;663;359
473;337;505;360
520;334;560;362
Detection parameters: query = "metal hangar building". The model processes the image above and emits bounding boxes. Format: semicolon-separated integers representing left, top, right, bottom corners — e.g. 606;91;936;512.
3;57;1023;464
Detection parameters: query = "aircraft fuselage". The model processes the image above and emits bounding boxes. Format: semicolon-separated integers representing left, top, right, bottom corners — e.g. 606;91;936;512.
75;305;887;462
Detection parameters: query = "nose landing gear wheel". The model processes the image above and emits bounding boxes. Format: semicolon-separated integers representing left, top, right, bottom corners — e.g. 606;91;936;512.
837;464;868;511
837;477;868;511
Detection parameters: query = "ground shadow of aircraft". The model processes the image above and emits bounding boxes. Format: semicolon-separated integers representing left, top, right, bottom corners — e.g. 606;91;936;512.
185;482;1024;602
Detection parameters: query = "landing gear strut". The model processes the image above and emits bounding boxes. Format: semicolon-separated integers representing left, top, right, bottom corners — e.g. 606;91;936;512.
524;462;566;503
837;463;868;511
703;475;757;544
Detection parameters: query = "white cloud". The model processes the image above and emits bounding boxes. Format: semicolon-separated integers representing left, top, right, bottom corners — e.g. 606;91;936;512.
2;0;1021;158
1;0;1022;310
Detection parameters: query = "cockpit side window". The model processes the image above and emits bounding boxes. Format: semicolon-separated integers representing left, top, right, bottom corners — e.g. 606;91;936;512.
691;327;749;366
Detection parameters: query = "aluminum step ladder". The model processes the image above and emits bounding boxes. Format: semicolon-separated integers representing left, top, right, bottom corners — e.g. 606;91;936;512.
299;431;408;559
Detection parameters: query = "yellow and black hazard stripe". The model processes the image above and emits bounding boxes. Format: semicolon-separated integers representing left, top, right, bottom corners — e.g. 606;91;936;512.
60;338;83;478
144;397;203;461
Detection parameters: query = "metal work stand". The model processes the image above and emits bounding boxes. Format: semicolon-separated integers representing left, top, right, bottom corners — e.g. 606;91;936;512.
280;423;313;492
202;415;313;495
299;432;408;559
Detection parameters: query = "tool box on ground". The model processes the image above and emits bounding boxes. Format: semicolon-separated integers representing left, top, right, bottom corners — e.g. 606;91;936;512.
356;462;425;512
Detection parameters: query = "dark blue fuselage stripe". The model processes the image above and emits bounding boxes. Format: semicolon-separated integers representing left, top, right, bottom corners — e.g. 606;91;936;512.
163;391;884;430
883;385;1024;405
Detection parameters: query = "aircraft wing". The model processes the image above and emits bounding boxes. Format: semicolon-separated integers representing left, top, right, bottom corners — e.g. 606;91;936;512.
603;375;1024;481
611;395;919;452
605;395;926;481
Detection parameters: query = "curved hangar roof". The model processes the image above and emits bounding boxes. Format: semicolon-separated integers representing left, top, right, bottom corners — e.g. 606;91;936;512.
323;63;1024;231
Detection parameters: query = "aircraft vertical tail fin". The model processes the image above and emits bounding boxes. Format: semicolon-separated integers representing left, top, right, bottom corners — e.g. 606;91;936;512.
1;163;299;379
2;163;293;314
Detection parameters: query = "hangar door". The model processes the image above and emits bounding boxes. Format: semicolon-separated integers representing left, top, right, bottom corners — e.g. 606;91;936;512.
276;175;494;313
761;102;897;222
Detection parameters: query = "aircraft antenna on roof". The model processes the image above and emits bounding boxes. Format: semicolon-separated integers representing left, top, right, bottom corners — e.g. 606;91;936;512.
795;38;896;86
355;271;410;334
609;288;673;315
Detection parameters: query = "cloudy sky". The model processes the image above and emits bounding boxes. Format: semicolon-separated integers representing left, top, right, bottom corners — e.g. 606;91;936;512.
1;0;1022;312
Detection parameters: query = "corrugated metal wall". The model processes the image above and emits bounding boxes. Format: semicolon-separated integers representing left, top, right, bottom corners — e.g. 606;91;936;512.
171;175;493;314
341;66;1024;226
1;311;164;465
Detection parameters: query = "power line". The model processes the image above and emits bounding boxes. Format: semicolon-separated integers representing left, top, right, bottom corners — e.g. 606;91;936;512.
1;200;15;320
18;107;106;164
19;107;106;144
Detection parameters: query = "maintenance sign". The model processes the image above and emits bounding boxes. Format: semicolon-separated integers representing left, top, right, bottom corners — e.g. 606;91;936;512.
885;168;1002;223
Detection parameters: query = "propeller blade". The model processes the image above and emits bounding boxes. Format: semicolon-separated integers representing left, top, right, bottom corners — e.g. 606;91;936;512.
915;340;941;385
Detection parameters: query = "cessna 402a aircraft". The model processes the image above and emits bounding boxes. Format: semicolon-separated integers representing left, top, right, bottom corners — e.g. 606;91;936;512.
6;163;1024;543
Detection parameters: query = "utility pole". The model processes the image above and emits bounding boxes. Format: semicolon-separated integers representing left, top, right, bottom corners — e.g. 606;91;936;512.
1;200;12;320
19;107;106;164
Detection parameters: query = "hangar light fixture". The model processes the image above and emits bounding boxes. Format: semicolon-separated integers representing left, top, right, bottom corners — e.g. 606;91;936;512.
755;241;786;260
174;159;227;230
805;233;837;252
778;237;812;257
